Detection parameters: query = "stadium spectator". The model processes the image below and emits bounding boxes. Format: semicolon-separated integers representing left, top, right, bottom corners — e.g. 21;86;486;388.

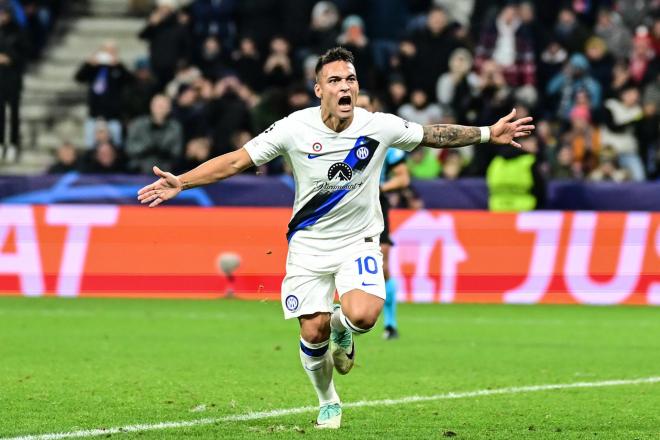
171;81;211;144
441;149;463;180
628;28;659;86
594;8;633;60
565;103;602;177
588;145;629;182
126;94;183;173
75;41;131;148
307;1;340;55
465;60;514;176
382;74;408;114
0;3;27;161
197;36;231;81
185;0;237;52
47;141;79;174
554;7;590;54
336;15;374;90
173;136;212;174
399;6;461;101
599;83;646;181
398;89;443;125
80;141;127;174
546;53;602;123
235;0;281;52
121;57;160;124
537;40;568;98
164;64;202;99
231;36;263;92
584;37;614;94
474;4;536;88
206;75;254;155
263;36;294;89
139;0;191;90
436;47;479;121
551;144;580;179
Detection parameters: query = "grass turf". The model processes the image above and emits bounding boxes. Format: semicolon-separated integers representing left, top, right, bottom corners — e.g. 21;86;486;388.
0;297;659;439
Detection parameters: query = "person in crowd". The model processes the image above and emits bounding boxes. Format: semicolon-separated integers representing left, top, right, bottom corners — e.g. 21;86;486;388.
554;7;590;54
600;83;646;181
121;57;160;124
173;136;212;174
232;36;263;92
47;141;79;174
436;47;479;121
398;89;443;125
474;4;536;88
588;145;629;182
263;36;294;89
336;15;374;90
75;41;132;148
398;6;461;101
126;94;183;173
547;53;602;123
80;140;127;174
139;0;191;89
0;4;28;161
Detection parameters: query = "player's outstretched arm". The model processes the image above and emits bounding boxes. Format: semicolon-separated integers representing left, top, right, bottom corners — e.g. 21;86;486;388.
421;109;535;150
137;148;254;207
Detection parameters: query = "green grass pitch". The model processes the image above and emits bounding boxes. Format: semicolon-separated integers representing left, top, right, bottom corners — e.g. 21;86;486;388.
1;297;659;439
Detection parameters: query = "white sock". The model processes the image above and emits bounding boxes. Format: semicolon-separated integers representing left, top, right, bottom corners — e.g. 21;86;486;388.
299;338;340;406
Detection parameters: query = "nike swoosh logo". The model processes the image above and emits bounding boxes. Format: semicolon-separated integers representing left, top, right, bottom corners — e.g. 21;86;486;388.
307;154;322;159
361;281;377;287
347;342;355;359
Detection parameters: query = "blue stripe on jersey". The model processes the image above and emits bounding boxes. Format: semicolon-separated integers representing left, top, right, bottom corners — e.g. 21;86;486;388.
286;136;380;241
300;340;329;357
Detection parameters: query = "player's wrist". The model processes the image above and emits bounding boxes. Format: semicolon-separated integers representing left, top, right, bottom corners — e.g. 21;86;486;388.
479;126;491;144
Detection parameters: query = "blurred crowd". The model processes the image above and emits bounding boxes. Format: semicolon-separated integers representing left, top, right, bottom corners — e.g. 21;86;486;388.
45;0;660;183
0;0;64;160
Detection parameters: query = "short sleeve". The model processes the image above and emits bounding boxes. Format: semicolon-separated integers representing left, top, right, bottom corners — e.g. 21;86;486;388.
376;112;424;152
243;118;290;166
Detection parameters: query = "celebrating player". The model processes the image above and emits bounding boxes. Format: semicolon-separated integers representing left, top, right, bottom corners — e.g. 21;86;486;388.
137;47;534;429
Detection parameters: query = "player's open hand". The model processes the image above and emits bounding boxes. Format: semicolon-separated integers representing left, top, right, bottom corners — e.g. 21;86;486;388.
489;108;535;149
137;166;182;207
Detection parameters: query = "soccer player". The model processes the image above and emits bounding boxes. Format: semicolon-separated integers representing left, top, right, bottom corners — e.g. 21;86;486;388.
137;47;534;429
356;91;409;340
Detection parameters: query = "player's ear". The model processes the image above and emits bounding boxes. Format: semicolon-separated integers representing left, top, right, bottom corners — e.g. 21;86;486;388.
314;82;322;99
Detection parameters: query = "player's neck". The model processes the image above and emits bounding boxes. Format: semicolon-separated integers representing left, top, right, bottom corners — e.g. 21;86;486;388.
321;107;353;133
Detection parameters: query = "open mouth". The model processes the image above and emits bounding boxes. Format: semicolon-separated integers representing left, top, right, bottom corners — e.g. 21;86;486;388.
338;95;352;111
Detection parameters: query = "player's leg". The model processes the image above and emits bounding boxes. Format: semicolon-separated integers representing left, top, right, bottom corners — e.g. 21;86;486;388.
282;252;342;429
298;312;342;428
331;242;386;374
381;242;399;339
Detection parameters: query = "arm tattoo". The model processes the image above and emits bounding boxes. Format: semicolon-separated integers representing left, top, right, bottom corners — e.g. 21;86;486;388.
421;125;481;149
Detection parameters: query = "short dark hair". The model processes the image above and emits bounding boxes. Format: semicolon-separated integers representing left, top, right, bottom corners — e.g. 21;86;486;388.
315;47;355;78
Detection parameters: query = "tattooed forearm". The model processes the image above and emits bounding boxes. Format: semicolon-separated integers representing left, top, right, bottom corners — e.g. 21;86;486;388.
421;125;481;148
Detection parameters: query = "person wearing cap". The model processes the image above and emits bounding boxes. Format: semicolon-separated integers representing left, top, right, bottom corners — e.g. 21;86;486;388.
547;53;602;122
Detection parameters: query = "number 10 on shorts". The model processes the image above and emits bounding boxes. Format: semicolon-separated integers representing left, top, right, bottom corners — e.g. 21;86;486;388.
355;256;378;275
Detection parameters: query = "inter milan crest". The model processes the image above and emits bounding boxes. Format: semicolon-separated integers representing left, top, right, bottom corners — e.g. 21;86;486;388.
285;295;299;312
327;162;353;181
356;146;369;160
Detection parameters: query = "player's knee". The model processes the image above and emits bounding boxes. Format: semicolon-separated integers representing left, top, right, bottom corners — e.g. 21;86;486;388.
344;306;380;331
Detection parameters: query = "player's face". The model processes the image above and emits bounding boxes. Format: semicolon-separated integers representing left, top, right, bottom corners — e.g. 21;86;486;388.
315;61;359;121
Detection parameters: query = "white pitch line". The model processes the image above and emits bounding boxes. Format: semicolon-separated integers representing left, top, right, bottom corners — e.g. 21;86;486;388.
4;376;659;440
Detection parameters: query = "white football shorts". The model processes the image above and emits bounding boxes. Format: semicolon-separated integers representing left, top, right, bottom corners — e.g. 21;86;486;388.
281;236;385;319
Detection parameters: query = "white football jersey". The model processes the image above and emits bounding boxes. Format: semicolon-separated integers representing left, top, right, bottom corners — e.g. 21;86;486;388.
244;106;423;254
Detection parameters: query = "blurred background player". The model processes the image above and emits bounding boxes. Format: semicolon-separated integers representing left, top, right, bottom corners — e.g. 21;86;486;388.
356;90;410;340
